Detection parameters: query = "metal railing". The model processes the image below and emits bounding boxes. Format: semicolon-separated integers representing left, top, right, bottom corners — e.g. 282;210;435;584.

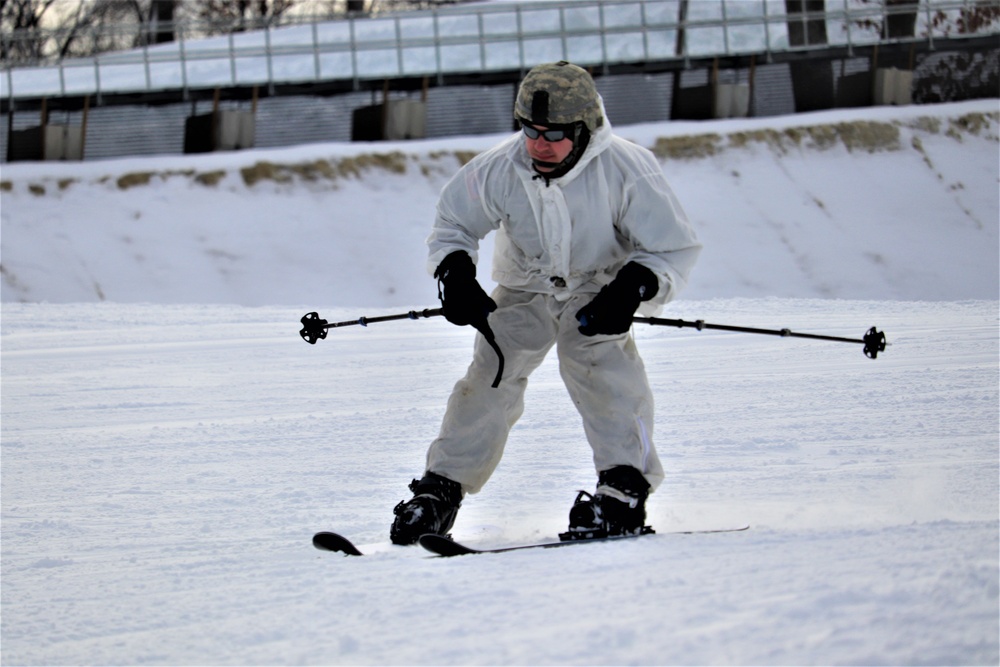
3;0;997;102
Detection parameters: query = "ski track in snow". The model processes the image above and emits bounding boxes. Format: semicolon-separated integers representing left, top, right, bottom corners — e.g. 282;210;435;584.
1;299;997;665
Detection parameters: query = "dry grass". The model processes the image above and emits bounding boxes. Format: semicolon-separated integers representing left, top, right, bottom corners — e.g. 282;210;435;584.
239;152;411;186
652;134;723;160
194;170;227;186
116;172;155;190
656;119;910;160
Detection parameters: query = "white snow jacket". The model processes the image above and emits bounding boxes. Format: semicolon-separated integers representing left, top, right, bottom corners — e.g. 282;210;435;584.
427;110;701;315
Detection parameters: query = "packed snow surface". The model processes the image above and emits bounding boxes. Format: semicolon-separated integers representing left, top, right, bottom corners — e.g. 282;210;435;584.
2;100;998;665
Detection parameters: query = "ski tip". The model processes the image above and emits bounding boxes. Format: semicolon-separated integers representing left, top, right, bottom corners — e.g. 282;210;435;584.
673;524;750;535
312;531;364;556
418;533;479;557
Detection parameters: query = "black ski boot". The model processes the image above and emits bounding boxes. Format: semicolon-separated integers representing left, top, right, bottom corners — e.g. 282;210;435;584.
390;472;463;545
560;465;653;541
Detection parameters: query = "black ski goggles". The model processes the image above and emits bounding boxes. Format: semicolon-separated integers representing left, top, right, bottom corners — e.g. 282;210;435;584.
519;121;570;142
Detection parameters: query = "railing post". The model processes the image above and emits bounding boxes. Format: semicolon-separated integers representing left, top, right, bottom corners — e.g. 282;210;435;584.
721;0;730;55
143;42;152;92
264;27;274;95
881;0;887;43
312;21;320;81
599;2;609;70
479;13;487;73
433;9;443;86
395;15;404;77
179;30;188;99
228;32;237;86
516;5;525;72
640;1;650;62
93;56;102;105
349;16;359;90
843;0;853;57
559;5;568;63
926;0;935;51
761;0;772;62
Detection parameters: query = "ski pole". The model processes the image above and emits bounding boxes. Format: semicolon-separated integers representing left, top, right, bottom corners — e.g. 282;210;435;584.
300;309;505;387
300;309;886;362
632;316;887;359
299;309;442;344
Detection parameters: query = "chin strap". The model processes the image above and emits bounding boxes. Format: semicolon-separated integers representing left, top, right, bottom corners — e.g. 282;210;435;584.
528;122;591;185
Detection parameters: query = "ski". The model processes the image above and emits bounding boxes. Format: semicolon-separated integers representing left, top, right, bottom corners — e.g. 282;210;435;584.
314;525;750;557
419;525;750;557
312;531;364;556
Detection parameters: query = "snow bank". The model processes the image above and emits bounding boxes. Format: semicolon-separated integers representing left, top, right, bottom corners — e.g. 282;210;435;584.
1;99;997;306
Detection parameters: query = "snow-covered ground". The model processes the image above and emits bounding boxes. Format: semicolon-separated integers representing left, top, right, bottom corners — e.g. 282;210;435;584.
2;100;998;665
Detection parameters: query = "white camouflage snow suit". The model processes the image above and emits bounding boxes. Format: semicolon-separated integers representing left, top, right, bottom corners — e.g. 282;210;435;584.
425;106;702;495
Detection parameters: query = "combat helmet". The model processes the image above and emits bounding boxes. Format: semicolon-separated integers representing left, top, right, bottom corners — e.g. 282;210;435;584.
514;61;603;133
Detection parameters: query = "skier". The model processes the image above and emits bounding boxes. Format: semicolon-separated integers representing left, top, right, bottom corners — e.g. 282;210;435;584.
390;61;702;545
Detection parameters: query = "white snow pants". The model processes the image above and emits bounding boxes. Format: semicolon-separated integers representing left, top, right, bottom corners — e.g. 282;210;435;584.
425;286;664;495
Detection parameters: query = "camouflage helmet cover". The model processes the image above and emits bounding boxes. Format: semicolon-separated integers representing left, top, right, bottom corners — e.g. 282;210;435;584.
514;61;603;133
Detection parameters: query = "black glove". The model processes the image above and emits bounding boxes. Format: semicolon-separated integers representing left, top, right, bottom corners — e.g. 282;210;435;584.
434;251;497;328
576;262;659;336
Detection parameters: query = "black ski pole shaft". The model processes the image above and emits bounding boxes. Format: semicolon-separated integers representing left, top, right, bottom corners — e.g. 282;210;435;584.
633;316;887;359
300;307;505;388
299;309;442;344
